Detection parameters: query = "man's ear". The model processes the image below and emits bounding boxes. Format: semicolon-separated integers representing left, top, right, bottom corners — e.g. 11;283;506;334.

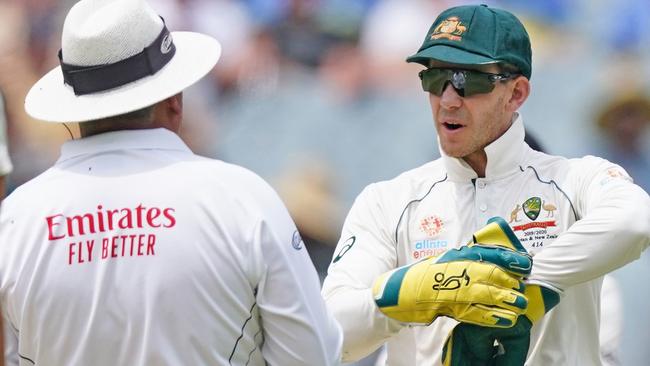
507;77;530;113
167;93;183;116
152;93;183;133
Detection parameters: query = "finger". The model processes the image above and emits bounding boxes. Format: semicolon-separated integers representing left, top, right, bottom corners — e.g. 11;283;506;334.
440;246;531;277
434;260;524;291
453;280;528;314
429;263;528;310
472;217;528;253
453;303;520;327
469;246;532;277
484;265;527;292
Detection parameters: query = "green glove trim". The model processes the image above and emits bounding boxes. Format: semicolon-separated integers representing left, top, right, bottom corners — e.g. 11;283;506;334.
374;266;410;308
442;316;533;366
438;245;532;278
540;286;560;313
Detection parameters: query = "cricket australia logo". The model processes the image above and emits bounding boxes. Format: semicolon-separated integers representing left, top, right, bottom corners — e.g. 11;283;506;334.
522;197;541;221
432;269;470;291
431;16;467;41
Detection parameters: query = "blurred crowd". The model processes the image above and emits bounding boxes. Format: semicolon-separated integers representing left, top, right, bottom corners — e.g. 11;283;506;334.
1;0;650;364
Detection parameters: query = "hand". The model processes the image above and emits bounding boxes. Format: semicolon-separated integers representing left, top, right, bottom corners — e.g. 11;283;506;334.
441;217;560;366
372;217;532;327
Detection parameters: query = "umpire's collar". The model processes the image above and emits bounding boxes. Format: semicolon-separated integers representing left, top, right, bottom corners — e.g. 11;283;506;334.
57;127;192;163
441;113;528;182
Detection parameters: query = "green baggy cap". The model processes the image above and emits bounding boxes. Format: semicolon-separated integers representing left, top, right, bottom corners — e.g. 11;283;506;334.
406;4;532;79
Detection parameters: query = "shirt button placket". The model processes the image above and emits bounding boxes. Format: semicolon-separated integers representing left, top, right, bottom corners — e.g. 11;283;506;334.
475;180;488;224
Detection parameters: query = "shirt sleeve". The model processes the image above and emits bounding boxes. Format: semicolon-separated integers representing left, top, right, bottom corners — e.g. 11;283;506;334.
0;94;13;176
321;184;405;362
251;180;342;366
528;157;650;290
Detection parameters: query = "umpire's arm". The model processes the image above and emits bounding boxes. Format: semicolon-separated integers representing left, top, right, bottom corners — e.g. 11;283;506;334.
322;185;405;363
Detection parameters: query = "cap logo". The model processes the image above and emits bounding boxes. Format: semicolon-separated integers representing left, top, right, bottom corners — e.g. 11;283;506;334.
431;16;466;41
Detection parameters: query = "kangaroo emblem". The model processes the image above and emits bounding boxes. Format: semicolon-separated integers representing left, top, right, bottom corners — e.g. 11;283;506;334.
509;204;522;223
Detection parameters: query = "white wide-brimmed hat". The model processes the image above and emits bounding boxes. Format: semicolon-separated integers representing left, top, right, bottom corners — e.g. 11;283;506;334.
25;0;221;123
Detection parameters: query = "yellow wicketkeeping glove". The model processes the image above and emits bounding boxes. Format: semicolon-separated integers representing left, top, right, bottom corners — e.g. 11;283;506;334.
441;217;561;366
372;217;532;328
469;216;560;323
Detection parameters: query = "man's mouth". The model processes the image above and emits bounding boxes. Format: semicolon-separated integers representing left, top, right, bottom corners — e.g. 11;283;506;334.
443;122;464;131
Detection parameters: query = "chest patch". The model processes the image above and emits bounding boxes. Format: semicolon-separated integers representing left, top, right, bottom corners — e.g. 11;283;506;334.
507;197;561;253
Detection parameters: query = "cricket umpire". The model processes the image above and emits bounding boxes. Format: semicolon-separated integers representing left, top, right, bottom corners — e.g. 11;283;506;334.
0;0;341;364
322;4;650;365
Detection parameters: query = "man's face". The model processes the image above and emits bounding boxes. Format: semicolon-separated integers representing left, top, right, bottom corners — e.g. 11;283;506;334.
427;62;515;159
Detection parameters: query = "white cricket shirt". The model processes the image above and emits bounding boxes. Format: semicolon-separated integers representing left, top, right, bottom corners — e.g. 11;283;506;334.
0;128;342;365
322;115;650;365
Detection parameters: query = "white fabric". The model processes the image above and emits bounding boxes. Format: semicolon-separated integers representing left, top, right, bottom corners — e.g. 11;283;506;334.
61;0;163;66
0;128;342;365
0;94;12;176
322;115;650;365
599;275;622;366
24;0;221;123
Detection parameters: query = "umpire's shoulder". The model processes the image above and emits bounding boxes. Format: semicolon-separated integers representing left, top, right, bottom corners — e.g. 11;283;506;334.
188;155;274;188
183;156;284;211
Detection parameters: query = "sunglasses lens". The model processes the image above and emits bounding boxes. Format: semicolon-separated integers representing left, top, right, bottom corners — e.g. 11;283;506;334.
463;71;496;96
419;69;497;97
420;69;450;96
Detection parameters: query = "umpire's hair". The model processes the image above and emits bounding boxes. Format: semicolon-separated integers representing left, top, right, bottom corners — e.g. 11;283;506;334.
79;106;155;137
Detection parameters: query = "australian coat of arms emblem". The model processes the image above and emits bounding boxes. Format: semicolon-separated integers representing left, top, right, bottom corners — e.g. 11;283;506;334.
431;16;467;41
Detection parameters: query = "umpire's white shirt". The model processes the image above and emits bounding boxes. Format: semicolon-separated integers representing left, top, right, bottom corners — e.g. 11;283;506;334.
322;115;650;366
0;128;342;366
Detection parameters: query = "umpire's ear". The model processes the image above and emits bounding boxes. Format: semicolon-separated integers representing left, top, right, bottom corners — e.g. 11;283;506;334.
505;75;530;113
153;93;183;134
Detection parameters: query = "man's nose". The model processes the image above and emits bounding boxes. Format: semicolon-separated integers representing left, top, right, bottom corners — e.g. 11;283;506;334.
439;82;462;109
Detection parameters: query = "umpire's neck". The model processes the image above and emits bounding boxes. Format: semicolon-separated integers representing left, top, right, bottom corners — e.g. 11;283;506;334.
78;93;183;138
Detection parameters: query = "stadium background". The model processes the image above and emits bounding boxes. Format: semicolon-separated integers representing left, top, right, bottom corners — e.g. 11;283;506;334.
1;0;649;365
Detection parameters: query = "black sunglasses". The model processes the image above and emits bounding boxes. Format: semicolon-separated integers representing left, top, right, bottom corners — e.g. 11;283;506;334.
418;68;519;97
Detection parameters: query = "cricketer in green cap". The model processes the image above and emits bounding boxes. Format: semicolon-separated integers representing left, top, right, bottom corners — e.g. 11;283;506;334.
407;4;532;79
320;3;650;366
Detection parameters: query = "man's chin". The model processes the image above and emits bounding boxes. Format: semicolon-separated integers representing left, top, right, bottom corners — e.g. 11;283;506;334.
440;146;468;159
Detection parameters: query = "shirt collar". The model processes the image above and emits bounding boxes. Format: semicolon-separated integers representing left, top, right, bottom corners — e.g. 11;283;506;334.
57;128;192;163
441;113;527;182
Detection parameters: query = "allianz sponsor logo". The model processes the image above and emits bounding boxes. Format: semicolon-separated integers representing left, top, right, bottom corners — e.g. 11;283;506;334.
411;239;448;260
